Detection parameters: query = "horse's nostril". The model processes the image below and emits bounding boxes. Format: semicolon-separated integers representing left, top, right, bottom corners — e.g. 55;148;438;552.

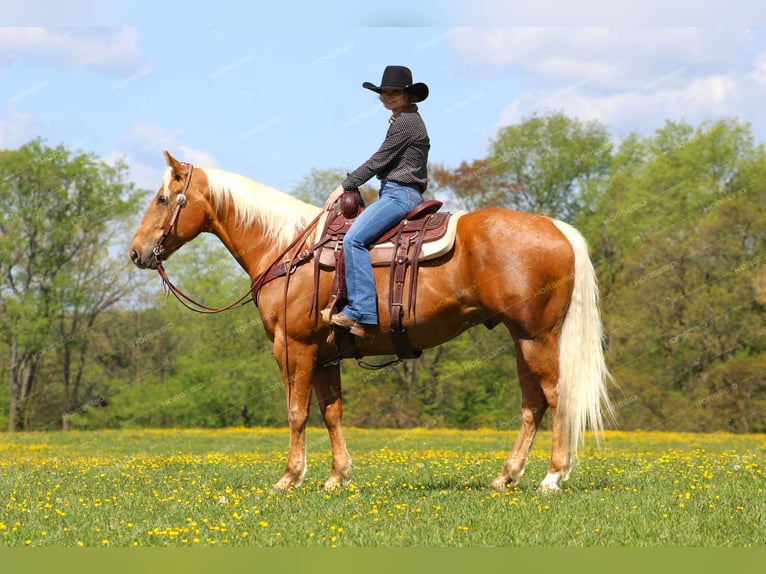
130;249;140;264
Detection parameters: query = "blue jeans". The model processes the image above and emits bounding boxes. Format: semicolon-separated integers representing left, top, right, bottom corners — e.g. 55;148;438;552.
341;181;423;324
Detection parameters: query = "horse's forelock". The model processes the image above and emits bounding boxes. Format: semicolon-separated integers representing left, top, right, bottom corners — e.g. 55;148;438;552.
161;167;172;198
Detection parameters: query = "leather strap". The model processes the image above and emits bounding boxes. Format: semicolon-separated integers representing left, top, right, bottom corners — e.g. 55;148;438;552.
408;214;432;317
388;224;422;360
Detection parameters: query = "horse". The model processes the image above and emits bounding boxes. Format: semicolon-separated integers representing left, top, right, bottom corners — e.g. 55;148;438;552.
129;151;614;492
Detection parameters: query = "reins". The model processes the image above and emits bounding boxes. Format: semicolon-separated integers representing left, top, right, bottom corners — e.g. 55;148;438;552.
155;211;325;313
152;162;326;315
155;264;256;314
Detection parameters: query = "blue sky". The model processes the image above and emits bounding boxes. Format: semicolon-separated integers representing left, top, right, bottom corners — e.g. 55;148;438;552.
2;1;766;197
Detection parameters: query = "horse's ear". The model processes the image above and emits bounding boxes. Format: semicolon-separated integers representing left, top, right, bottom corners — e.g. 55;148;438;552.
163;150;187;178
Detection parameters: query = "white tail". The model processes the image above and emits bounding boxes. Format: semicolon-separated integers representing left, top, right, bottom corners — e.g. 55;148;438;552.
551;219;614;456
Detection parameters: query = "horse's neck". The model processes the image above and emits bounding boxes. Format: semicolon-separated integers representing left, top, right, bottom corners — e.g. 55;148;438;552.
200;169;321;278
206;206;303;280
209;204;318;279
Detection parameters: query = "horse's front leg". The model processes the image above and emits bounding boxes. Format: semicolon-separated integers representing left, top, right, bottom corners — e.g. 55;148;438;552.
273;340;314;491
313;362;352;490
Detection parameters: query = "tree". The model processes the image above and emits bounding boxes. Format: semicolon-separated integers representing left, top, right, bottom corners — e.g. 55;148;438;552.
0;139;141;430
429;159;520;211
488;111;612;222
584;119;766;431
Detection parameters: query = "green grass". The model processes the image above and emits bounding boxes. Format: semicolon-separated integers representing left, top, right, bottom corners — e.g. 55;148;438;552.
0;428;764;547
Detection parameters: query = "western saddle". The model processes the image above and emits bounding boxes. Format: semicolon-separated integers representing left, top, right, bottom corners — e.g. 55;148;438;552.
314;190;456;362
253;190;460;364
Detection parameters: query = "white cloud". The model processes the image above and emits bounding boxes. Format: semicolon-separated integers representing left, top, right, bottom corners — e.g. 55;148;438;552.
496;74;743;136
176;146;218;169
102;150;158;193
0;27;145;74
450;27;751;91
451;0;761;26
451;27;765;142
125;122;217;163
115;122;219;190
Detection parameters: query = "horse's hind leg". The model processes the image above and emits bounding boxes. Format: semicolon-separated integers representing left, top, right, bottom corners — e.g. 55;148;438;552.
313;363;352;490
511;336;572;492
490;340;548;491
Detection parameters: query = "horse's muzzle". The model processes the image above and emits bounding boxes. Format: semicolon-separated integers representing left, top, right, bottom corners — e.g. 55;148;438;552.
130;247;159;270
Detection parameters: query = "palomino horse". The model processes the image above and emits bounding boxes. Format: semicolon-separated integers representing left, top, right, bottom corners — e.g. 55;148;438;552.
130;152;613;492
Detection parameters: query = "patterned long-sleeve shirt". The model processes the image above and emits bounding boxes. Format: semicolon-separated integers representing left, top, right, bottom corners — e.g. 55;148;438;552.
342;106;430;193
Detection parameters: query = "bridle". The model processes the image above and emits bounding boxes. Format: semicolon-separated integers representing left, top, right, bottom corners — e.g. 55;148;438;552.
151;162;253;314
152;163;241;313
151;161;325;316
153;163;193;262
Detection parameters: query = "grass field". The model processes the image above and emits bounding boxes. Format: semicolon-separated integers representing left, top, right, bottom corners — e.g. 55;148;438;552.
0;428;763;547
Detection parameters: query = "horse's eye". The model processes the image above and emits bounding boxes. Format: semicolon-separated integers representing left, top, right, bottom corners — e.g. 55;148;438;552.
157;194;169;205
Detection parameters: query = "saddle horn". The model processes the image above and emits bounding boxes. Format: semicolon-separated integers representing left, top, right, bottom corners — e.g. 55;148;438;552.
341;189;365;219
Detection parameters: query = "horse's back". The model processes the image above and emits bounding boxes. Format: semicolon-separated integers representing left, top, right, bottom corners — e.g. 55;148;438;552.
455;208;575;272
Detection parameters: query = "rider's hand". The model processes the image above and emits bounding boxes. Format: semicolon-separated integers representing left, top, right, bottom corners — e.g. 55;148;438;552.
323;185;346;211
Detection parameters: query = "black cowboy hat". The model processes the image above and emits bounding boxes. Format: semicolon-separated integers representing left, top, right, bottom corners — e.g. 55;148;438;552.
363;65;429;102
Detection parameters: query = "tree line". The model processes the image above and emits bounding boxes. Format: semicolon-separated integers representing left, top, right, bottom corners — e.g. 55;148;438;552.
1;112;764;433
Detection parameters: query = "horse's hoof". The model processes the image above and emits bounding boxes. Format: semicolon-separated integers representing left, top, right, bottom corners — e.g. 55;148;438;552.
536;482;562;494
537;472;562;493
490;476;510;492
536;485;561;494
323;475;350;492
273;476;300;491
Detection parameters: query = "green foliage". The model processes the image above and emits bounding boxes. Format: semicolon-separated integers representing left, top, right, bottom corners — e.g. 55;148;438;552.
582;119;766;432
342;328;519;429
488;111;612;221
0;139;142;430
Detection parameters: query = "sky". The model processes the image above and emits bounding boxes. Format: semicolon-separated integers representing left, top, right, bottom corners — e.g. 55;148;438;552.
2;1;766;198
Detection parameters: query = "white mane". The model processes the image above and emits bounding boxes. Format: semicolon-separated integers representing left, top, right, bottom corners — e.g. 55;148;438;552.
165;166;321;249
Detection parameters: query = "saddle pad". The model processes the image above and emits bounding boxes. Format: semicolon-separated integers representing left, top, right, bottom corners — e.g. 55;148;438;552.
317;210;465;268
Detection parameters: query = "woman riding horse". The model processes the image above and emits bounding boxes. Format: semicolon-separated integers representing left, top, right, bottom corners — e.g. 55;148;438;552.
323;65;430;338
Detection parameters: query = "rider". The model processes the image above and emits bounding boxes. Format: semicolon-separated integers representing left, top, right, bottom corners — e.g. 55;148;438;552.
323;65;430;337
